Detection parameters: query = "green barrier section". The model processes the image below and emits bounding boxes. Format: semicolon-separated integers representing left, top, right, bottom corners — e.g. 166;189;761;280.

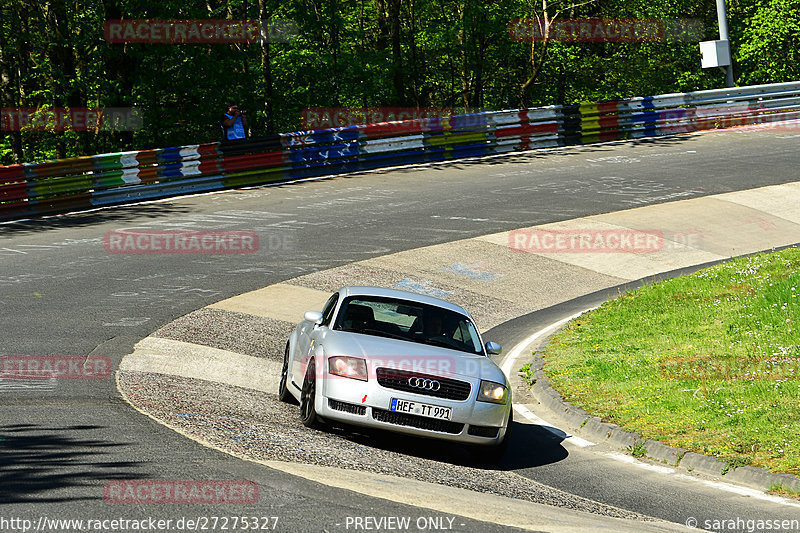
424;131;490;147
28;175;94;198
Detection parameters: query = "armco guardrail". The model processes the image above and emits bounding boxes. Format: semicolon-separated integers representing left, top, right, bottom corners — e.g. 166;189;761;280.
2;81;800;221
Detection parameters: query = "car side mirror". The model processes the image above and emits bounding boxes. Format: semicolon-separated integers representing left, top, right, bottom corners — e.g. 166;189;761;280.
485;341;502;355
304;310;323;325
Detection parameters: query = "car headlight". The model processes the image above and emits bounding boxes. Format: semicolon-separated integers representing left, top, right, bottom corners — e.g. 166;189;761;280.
478;380;508;404
328;356;368;381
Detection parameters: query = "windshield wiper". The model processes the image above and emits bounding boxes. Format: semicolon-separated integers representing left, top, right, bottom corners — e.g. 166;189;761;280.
415;338;459;350
358;328;410;341
340;327;409;341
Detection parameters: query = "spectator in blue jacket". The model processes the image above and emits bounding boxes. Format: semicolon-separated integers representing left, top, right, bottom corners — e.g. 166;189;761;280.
221;104;249;140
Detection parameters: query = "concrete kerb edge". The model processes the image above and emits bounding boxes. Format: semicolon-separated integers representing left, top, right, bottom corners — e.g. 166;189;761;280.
526;321;800;494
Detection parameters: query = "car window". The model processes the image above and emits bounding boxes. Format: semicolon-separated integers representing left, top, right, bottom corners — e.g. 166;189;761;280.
333;295;483;354
320;293;339;327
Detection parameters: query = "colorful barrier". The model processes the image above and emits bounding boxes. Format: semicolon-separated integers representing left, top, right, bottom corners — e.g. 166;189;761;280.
2;81;800;221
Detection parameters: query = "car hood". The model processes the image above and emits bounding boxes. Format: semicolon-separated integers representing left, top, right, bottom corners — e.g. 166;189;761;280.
318;329;507;384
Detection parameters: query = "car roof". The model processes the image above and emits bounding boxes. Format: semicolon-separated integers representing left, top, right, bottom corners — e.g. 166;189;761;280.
339;286;472;317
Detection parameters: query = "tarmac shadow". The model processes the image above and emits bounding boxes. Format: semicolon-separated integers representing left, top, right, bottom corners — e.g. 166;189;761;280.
322;416;570;471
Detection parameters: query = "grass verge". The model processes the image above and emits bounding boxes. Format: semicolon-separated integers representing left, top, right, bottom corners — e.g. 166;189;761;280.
535;248;800;475
769;484;800;499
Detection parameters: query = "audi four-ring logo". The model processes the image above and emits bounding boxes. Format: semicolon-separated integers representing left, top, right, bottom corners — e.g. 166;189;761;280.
408;377;441;391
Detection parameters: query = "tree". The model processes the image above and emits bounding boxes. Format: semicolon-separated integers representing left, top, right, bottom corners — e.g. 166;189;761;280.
736;0;800;85
2;0;799;165
513;0;599;108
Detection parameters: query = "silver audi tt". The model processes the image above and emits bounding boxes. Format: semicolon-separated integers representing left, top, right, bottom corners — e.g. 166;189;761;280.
279;286;513;454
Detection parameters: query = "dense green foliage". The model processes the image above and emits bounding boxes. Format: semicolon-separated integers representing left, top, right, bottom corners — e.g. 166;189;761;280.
1;0;798;164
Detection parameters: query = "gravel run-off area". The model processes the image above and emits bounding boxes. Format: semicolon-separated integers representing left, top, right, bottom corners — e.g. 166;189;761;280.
118;369;650;521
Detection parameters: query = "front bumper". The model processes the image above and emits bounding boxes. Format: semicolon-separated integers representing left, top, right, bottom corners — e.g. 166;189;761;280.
315;373;512;445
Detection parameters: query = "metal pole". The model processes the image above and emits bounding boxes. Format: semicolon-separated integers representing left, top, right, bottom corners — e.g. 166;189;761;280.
716;0;734;87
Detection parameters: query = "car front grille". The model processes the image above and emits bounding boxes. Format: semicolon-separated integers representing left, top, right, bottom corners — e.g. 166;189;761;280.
328;399;367;416
375;368;471;401
371;408;464;434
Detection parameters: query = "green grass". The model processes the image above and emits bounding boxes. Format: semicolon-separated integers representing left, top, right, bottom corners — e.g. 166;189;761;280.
519;362;535;384
537;248;800;475
769;483;800;499
628;440;648;458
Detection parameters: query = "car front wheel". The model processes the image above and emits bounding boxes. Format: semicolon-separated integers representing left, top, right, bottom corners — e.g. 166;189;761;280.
300;360;320;428
278;343;295;404
471;408;513;464
490;409;513;459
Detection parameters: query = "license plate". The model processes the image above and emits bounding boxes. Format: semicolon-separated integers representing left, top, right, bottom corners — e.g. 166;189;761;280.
390;398;452;420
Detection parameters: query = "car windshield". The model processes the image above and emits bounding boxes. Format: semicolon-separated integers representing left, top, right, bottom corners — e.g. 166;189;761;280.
333;296;484;354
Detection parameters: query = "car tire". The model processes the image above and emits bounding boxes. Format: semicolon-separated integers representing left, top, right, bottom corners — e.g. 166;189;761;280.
491;409;513;458
278;343;295;404
471;408;513;464
300;360;320;428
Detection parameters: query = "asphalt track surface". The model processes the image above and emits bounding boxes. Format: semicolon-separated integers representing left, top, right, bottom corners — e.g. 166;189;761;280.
2;128;800;532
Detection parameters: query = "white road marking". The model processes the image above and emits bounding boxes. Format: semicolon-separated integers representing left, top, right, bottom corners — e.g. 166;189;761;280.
673;474;800;508
0;377;57;392
502;314;599;449
513;404;595;448
500;307;596;377
103;317;151;327
605;452;675;474
430;215;490;222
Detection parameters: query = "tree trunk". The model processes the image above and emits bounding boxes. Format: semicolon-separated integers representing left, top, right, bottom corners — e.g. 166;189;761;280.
0;0;23;162
258;0;275;133
457;2;469;110
46;0;85;158
518;0;550;108
330;0;340;105
10;1;30;162
374;0;389;51
471;10;487;110
102;0;135;149
389;0;404;105
409;0;420;106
